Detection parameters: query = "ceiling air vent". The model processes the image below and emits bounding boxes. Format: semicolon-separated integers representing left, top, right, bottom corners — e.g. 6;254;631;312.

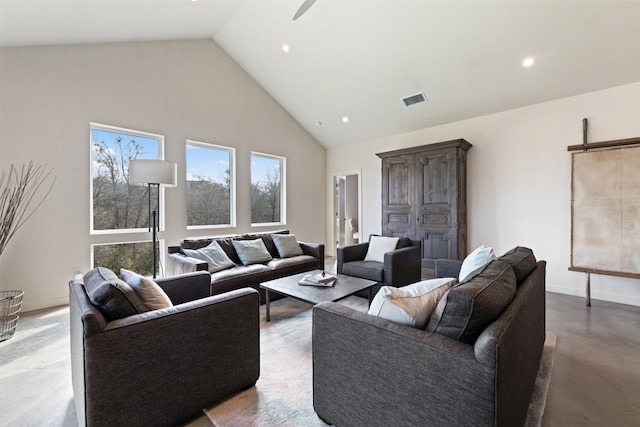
402;92;428;107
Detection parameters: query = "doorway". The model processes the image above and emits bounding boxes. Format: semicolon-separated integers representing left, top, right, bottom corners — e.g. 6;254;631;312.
334;171;361;248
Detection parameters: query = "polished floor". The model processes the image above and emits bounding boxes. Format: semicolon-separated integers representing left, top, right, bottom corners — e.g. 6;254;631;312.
1;273;639;426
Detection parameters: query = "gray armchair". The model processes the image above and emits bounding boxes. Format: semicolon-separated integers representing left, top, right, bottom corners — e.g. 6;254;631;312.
337;235;422;298
69;270;260;427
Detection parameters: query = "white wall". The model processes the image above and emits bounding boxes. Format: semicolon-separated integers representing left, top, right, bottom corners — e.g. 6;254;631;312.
0;39;326;311
327;82;640;306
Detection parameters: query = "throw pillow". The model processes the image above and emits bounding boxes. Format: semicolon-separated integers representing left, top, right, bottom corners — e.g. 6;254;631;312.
120;268;173;311
364;236;400;263
183;240;236;273
232;238;273;265
458;245;496;282
272;233;304;258
368;278;455;328
426;260;517;344
83;267;148;321
498;246;537;286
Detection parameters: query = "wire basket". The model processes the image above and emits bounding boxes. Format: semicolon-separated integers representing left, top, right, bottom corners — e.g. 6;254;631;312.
0;290;24;342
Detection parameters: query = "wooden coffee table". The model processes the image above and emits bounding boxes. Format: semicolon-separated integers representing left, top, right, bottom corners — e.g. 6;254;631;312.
260;270;377;321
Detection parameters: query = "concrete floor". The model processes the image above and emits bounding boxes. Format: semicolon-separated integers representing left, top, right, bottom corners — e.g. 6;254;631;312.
1;286;639;426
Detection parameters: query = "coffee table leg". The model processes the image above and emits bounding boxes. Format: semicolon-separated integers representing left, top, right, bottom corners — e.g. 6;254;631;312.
368;288;373;306
265;289;271;322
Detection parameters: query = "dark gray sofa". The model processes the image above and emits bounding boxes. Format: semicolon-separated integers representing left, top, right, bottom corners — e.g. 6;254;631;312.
313;247;546;427
167;229;324;303
69;270;260;427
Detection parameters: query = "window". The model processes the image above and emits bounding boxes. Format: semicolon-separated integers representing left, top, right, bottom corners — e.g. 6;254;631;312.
91;123;163;233
92;241;154;277
90;123;165;276
186;141;235;228
251;152;285;225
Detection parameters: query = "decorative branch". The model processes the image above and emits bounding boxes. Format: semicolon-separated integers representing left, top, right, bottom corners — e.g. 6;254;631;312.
0;162;56;256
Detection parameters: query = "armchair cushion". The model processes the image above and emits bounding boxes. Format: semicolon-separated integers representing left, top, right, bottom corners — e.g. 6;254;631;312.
364;236;399;262
342;260;384;282
272;233;304;258
232;239;273;265
368;277;455;328
83;267;148;321
120;268;172;311
183;241;236;273
427;260;516;343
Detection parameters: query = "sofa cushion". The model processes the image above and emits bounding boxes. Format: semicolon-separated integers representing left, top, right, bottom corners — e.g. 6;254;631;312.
181;237;215;251
426;260;517;344
83;267;148;321
364;236;399;262
272;233;304;258
120;268;173;310
368;278;455;328
499;246;537;286
232;239;273;265
183;240;236;273
458;245;496;282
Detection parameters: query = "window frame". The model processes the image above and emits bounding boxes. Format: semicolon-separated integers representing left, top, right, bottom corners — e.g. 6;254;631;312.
250;151;286;227
185;140;236;230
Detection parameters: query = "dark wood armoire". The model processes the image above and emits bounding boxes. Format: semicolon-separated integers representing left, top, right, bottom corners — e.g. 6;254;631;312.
377;139;472;274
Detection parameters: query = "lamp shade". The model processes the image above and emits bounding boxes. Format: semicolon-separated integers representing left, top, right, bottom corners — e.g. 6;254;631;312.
129;159;177;187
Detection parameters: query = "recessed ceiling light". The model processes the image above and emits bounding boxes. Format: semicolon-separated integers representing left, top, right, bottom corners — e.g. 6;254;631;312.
522;57;535;67
282;44;290;53
342;116;349;123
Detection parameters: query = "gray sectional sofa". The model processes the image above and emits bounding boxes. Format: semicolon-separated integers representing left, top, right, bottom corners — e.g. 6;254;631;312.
313;247;546;427
167;229;324;303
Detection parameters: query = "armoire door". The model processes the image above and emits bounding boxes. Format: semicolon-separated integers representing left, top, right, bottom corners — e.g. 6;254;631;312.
381;153;414;238
415;147;458;268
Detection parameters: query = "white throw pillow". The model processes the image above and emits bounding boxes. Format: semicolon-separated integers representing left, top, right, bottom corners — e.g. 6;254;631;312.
368;278;455;329
364;236;400;262
120;269;173;311
183;241;236;273
458;245;496;282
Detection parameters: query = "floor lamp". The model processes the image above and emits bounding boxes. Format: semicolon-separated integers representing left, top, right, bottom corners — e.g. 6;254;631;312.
129;159;177;278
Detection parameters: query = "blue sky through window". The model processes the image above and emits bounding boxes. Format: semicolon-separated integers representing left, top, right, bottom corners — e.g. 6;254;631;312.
186;144;230;183
91;128;160;179
251;154;281;185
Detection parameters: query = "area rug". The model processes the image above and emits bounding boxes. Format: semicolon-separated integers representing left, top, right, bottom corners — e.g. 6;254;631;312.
204;297;557;427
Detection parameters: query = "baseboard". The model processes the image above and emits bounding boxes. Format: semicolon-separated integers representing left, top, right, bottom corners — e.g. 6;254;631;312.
546;284;640;307
20;296;69;313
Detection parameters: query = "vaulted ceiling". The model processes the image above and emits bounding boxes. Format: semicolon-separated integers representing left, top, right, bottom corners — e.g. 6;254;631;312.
2;0;639;148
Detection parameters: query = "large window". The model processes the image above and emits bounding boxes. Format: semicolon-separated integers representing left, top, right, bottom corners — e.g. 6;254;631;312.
91;123;162;233
186;141;235;228
90;123;164;276
251;152;285;225
91;241;154;276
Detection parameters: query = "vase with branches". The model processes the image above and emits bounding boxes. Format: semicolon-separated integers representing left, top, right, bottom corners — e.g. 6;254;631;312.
0;161;55;256
0;161;55;340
